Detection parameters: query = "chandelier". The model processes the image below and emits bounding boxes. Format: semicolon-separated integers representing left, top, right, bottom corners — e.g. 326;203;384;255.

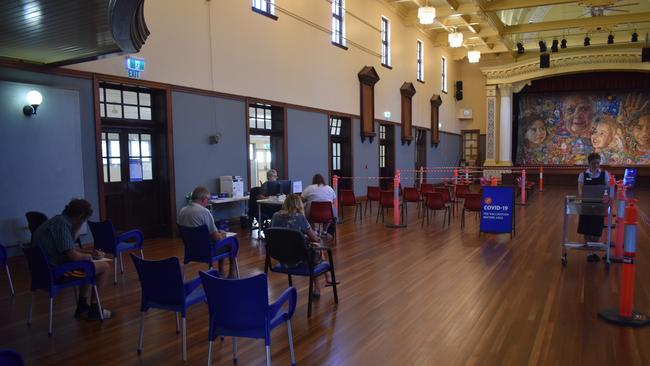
448;31;463;48
418;6;436;25
467;50;481;63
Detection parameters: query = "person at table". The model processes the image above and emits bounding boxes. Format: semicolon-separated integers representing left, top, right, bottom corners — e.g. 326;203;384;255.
258;169;279;199
301;173;337;220
32;198;113;320
578;152;610;262
178;186;234;277
270;194;325;298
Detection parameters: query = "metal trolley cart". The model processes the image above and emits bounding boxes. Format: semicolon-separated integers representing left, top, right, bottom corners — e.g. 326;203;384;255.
561;195;612;267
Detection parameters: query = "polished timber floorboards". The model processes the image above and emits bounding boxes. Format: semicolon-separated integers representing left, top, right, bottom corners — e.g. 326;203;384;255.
1;187;650;365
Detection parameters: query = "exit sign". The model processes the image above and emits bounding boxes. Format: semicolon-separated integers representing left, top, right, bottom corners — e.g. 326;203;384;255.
126;57;145;79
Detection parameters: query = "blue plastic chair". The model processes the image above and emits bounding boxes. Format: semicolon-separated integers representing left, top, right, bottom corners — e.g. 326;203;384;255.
199;271;297;366
88;220;144;284
22;245;103;336
130;254;216;362
178;225;239;277
264;228;339;318
0;243;15;296
0;349;24;366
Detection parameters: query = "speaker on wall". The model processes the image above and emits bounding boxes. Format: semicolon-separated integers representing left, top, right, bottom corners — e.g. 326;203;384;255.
642;47;650;63
455;81;463;101
540;53;550;68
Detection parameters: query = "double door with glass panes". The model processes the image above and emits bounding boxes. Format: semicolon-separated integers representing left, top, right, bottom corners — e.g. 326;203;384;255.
101;130;163;237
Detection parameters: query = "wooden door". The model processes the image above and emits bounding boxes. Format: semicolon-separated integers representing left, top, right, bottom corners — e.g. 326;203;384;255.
462;129;480;166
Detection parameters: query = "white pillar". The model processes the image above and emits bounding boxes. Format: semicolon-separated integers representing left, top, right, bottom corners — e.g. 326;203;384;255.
498;83;513;166
484;85;497;166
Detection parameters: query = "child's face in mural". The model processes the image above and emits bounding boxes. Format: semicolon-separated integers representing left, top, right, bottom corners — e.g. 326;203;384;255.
633;115;649;149
563;96;594;137
525;119;546;146
591;123;614;150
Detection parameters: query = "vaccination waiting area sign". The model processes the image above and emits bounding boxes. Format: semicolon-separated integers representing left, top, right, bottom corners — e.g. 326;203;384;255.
480;186;515;235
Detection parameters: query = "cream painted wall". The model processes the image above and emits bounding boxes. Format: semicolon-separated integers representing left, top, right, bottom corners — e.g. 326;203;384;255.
66;0;462;133
458;61;487;133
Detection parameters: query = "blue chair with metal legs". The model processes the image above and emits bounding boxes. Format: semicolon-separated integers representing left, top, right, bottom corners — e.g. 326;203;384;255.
88;220;144;285
0;243;15;296
23;245;103;336
178;225;239;278
131;254;216;362
0;349;25;366
199;271;297;366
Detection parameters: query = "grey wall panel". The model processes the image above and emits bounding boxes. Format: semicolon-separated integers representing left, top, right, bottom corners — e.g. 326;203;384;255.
0;81;84;247
172;91;248;221
0;67;98;247
394;126;416;186
426;131;461;184
286;109;328;187
352;119;379;196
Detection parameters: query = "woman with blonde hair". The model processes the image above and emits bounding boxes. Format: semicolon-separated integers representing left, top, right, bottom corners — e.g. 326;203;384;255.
270;194;325;297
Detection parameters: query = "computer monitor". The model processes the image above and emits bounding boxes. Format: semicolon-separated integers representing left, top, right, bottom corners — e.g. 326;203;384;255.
265;180;281;196
277;180;292;195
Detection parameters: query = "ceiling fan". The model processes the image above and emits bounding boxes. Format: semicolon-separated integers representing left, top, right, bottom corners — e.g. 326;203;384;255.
574;1;640;17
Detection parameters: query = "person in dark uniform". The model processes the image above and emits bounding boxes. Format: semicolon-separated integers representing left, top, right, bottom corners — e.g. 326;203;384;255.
577;152;610;262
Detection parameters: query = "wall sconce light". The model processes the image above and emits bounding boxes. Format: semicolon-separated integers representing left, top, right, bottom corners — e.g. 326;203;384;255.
23;90;43;116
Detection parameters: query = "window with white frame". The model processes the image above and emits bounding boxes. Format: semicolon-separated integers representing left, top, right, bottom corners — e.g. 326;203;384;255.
381;16;391;67
441;56;448;93
417;40;424;82
252;0;275;17
331;0;346;47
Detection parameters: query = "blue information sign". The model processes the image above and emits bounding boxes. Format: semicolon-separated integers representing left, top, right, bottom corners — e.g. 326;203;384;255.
480;186;514;234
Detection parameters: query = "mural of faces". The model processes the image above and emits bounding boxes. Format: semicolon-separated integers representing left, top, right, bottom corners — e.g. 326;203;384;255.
517;92;649;165
525;119;547;146
562;95;595;138
633;114;649;150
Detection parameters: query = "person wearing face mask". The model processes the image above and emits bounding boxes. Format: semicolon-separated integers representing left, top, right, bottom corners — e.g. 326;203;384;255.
32;199;113;320
577;153;610;262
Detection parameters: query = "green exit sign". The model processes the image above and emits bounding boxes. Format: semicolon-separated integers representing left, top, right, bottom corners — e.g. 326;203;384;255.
126;57;145;79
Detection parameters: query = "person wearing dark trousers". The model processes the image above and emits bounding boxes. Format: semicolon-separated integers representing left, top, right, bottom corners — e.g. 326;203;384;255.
577;152;610;262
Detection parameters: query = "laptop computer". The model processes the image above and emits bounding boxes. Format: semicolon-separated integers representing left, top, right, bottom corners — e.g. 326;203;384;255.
581;185;606;201
580;185;608;215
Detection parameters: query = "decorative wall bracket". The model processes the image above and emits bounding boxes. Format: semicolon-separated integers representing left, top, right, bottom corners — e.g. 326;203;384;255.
430;94;442;147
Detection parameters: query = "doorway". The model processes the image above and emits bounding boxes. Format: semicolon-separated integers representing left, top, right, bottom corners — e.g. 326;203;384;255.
97;83;172;238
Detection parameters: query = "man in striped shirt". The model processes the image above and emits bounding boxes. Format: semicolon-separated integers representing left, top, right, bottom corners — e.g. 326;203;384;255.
32;199;112;320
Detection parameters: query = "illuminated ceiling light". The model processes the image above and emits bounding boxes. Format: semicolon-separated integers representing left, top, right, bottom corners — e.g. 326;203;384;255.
448;31;463;48
418;6;436;25
467;49;481;63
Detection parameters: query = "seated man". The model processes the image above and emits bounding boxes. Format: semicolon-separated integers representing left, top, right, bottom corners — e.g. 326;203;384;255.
32;199;112;320
178;186;234;277
258;169;278;199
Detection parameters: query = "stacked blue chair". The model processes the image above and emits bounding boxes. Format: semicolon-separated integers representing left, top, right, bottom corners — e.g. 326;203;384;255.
88;220;144;284
178;225;239;277
23;245;104;336
199;271;297;366
0;243;15;296
0;349;24;366
131;254;216;362
264;228;339;318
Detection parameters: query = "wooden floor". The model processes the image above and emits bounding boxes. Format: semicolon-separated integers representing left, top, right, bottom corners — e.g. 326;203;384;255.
1;187;650;366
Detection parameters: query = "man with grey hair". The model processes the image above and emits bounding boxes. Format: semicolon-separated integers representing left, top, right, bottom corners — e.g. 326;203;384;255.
259;169;279;198
178;186;234;276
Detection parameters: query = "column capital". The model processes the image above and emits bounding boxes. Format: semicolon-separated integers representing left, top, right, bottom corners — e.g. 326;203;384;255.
498;83;513;96
486;85;497;97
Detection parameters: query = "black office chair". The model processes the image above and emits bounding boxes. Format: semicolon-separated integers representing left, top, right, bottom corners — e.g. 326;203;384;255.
248;187;274;235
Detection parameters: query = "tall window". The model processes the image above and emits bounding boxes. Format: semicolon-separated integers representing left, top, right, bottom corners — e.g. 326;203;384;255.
252;0;275;17
441;56;448;93
379;124;387;168
381;16;391;67
417;40;424;82
331;0;346;48
329;116;352;188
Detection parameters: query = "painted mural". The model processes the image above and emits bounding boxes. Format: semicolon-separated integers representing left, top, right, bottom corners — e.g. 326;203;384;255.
516;92;650;165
